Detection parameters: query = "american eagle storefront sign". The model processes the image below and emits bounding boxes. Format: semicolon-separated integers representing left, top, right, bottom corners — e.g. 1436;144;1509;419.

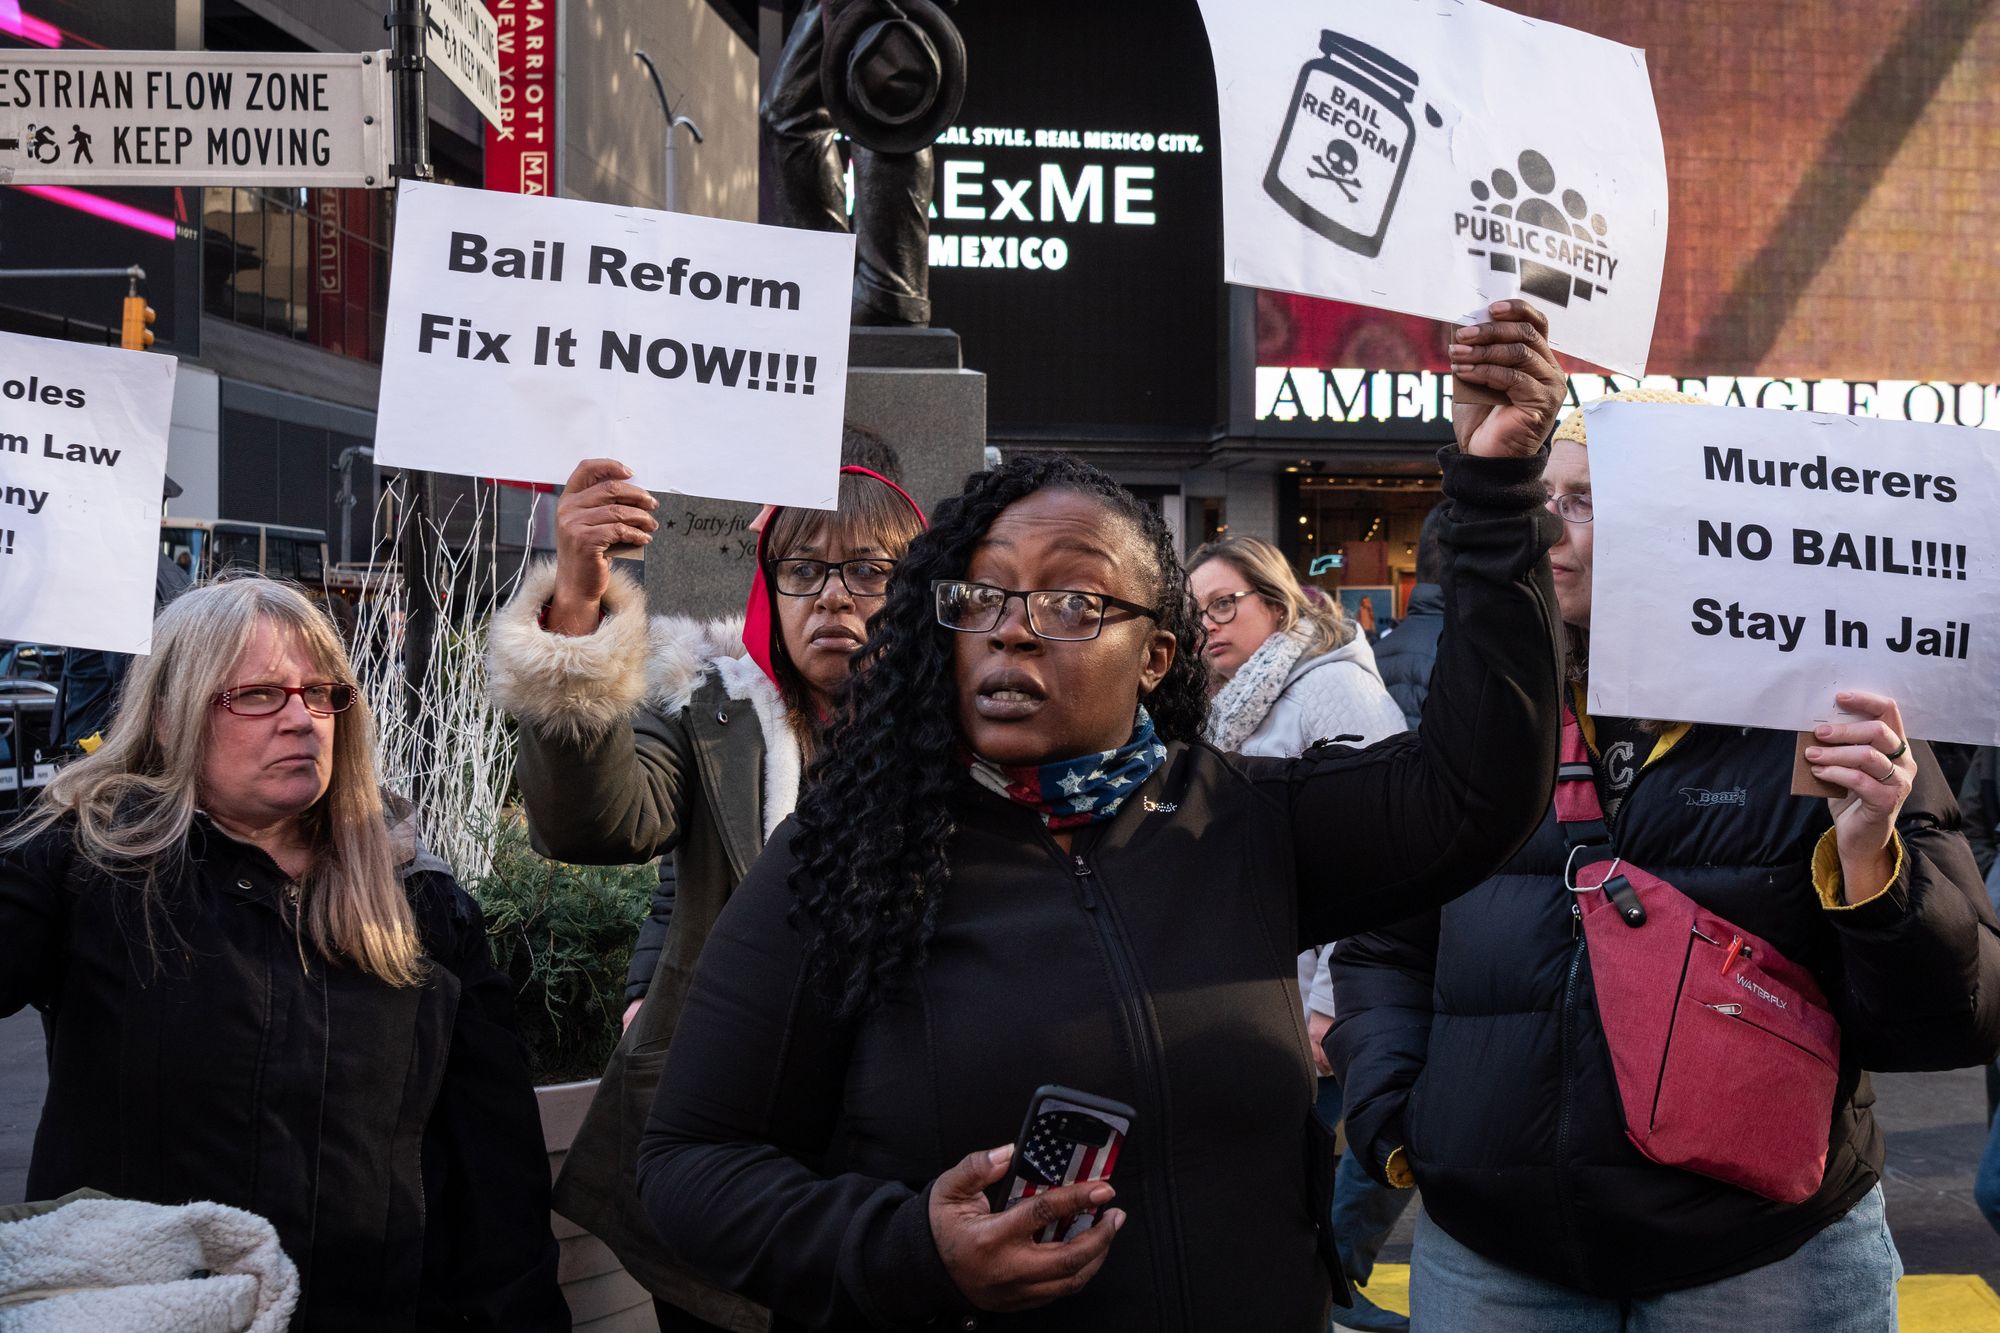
1198;0;1668;376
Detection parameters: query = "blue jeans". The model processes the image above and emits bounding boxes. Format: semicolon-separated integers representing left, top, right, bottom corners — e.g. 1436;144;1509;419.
1410;1186;1901;1333
1317;1078;1416;1329
1978;1057;2000;1234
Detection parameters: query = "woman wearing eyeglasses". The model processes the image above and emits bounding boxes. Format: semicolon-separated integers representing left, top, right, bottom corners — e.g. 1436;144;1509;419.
0;577;566;1331
1331;390;1996;1333
489;429;925;1333
631;304;1568;1331
1186;536;1411;1331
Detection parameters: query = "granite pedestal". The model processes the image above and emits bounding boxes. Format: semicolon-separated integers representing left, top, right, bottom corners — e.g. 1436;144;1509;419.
642;328;987;622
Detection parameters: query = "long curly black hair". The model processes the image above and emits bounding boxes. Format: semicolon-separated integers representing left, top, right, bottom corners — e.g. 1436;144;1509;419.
787;454;1211;1016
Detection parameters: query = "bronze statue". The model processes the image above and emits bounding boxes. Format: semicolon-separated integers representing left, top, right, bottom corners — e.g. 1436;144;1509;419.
763;0;966;327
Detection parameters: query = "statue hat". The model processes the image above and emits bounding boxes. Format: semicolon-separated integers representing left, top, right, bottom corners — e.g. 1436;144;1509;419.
821;0;966;156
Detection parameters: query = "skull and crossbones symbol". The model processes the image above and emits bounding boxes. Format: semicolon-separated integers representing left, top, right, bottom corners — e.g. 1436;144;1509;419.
1306;138;1362;202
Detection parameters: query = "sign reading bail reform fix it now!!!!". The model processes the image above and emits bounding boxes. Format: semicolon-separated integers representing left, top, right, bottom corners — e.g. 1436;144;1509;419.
0;49;390;187
0;330;176;656
1586;403;2000;746
374;183;857;509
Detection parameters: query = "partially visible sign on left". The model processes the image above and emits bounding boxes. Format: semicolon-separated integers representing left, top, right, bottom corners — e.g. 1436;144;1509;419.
0;49;391;187
0;330;177;656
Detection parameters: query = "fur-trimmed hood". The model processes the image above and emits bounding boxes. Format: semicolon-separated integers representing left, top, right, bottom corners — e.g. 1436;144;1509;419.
489;563;802;838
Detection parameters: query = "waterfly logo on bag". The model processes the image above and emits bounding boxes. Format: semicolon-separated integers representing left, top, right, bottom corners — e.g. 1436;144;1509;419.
1263;29;1441;259
1679;786;1748;808
1457;149;1618;308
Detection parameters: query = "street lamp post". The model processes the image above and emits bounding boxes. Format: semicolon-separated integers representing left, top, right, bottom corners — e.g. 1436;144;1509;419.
633;51;704;212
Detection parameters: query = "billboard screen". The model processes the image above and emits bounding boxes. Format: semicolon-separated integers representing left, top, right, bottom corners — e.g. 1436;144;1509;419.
926;1;1224;437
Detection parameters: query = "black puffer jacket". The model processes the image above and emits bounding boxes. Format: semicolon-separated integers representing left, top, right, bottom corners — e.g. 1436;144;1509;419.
1330;717;2000;1298
633;446;1564;1331
0;816;569;1332
1371;582;1442;731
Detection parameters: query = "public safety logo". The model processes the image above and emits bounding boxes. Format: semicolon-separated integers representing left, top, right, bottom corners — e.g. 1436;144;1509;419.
1456;149;1619;308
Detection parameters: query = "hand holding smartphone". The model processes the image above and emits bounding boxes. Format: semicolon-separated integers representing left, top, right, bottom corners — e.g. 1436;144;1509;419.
928;1085;1134;1313
993;1085;1135;1243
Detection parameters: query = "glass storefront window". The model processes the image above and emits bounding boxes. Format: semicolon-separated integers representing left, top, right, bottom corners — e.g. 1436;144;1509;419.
1282;470;1443;618
202;187;390;362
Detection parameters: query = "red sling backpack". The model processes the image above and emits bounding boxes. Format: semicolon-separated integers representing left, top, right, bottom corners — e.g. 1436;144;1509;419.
1557;710;1841;1205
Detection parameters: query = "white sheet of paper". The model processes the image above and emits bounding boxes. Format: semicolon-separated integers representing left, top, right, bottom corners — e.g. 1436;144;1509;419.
1586;402;2000;745
374;181;858;510
1199;0;1667;376
0;332;176;655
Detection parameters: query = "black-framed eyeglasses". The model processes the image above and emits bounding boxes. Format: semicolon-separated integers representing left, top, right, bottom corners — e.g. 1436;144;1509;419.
215;682;356;717
1545;490;1593;524
933;579;1161;642
1198;589;1259;626
770;557;896;598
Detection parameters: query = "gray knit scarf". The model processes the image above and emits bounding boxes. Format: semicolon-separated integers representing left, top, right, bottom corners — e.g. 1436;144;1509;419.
1203;625;1314;753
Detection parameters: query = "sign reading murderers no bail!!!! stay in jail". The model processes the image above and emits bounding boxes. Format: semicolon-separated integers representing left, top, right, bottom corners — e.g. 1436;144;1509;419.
0;329;176;656
1585;402;2000;746
373;181;858;510
0;49;391;188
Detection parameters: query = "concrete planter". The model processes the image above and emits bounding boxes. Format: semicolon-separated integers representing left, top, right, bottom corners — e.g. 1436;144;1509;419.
538;1079;656;1333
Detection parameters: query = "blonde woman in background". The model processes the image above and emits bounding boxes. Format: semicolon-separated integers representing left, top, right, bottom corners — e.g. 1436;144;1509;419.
1188;534;1414;1332
0;577;567;1332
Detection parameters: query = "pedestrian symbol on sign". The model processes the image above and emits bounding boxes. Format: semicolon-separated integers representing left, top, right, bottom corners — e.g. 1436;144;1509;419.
67;125;94;165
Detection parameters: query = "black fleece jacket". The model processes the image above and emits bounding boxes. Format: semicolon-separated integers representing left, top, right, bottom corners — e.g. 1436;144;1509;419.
0;817;568;1331
633;447;1564;1332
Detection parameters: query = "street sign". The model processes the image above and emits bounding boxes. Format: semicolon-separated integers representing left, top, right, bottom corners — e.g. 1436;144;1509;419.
426;0;503;130
0;50;391;188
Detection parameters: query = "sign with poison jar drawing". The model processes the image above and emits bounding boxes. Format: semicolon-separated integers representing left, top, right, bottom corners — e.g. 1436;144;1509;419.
1199;0;1667;377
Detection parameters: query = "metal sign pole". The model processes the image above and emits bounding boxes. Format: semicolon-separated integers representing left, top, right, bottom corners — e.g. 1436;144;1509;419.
386;1;437;773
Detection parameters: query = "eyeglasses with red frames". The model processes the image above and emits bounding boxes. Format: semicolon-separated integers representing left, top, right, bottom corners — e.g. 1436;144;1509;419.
215;683;357;717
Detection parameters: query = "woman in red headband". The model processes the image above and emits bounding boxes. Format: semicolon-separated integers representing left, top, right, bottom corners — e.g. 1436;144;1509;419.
488;425;926;1333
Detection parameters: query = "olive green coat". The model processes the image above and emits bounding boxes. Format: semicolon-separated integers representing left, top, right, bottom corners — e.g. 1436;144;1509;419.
491;563;791;1331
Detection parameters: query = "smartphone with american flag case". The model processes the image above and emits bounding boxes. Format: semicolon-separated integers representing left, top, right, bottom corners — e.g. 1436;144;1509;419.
996;1085;1135;1243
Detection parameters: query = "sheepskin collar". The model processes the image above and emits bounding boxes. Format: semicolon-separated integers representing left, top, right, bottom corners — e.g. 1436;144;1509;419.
488;563;803;838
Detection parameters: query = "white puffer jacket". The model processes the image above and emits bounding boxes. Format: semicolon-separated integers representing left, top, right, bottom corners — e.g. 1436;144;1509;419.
1232;636;1409;761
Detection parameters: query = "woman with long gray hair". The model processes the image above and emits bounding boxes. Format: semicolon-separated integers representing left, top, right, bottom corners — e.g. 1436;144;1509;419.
0;577;567;1332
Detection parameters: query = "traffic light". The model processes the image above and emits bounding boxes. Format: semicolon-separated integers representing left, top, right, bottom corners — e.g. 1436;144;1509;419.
120;294;155;350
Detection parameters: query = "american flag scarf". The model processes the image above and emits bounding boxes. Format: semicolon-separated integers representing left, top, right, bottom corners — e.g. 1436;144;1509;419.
967;708;1168;831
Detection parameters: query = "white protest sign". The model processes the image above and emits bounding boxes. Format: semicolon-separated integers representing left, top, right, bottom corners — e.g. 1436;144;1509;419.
374;181;857;509
0;50;391;187
1586;402;2000;745
0;331;176;656
1198;0;1667;376
426;0;503;129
